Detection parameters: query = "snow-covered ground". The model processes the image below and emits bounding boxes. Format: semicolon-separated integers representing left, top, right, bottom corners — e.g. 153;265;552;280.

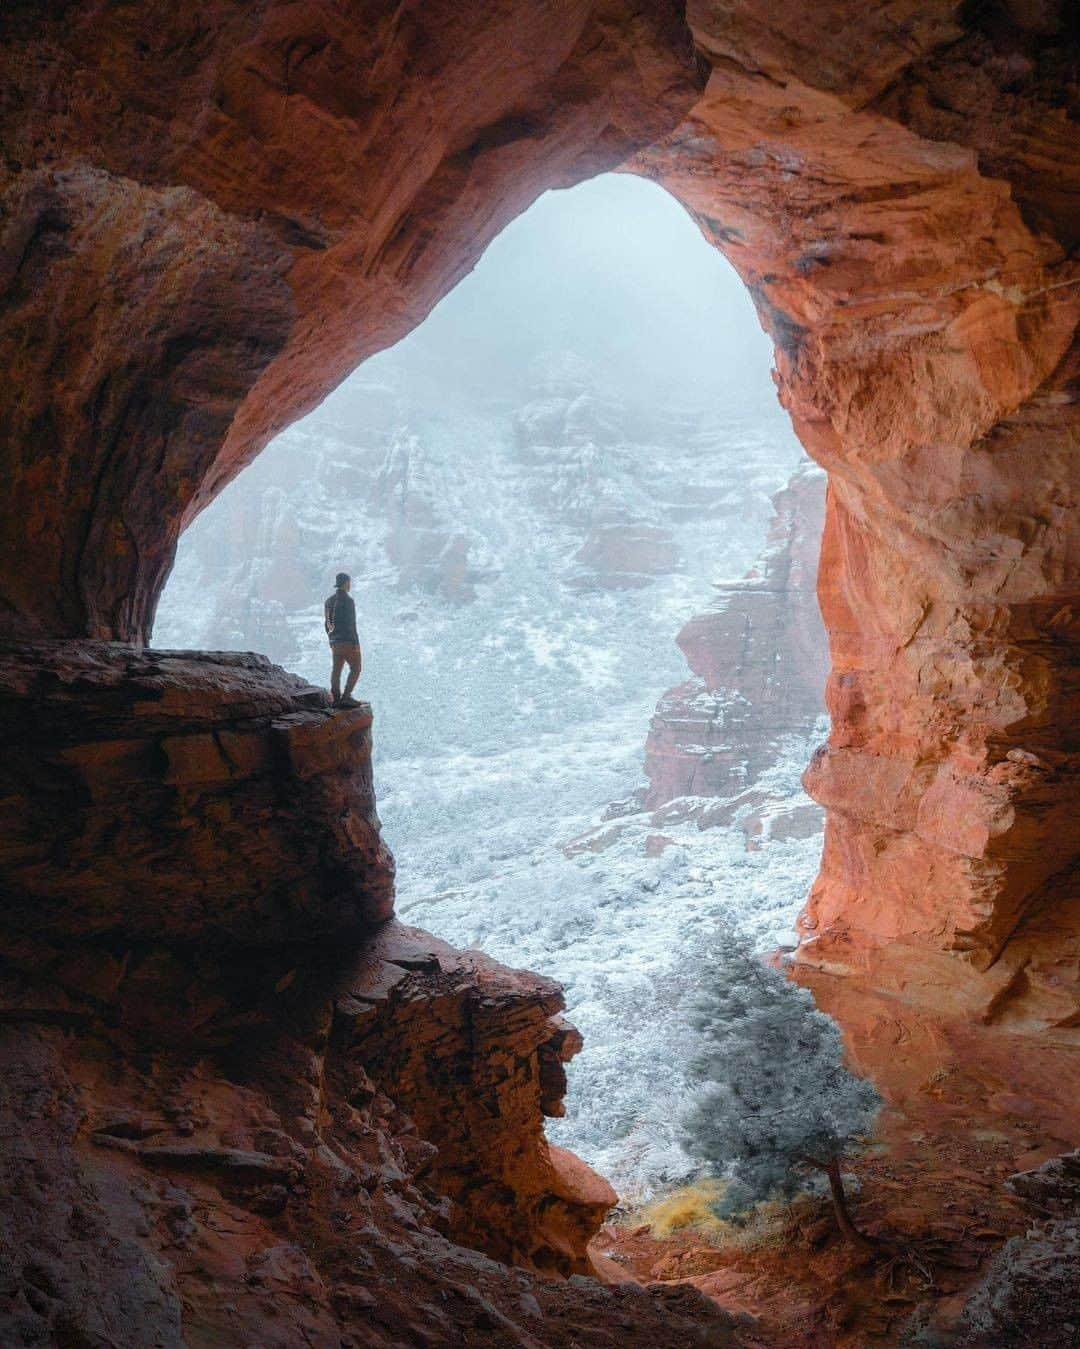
156;174;825;1199
389;716;825;1200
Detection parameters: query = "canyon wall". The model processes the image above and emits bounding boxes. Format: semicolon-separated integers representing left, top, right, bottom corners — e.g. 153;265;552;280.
1;1;1078;1343
636;2;1079;1034
0;909;735;1345
644;462;827;813
0;644;394;948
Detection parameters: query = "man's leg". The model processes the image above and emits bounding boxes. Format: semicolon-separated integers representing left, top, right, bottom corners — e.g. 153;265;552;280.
330;645;346;704
343;644;362;699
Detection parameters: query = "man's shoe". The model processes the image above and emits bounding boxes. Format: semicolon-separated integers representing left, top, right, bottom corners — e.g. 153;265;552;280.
331;694;342;708
337;695;361;709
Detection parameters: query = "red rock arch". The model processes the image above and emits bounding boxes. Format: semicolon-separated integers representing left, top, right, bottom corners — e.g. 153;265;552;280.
1;2;1076;1030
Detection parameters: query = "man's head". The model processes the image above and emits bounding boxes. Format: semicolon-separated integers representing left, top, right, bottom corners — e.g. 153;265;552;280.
335;572;351;592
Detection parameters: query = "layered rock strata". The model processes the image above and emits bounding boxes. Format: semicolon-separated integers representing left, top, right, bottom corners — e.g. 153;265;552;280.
2;3;1076;1033
634;5;1080;1030
644;462;827;808
0;648;737;1345
0;916;735;1346
0;643;394;946
330;924;616;1275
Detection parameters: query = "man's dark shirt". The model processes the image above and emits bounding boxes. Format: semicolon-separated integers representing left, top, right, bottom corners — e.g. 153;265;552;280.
324;589;358;644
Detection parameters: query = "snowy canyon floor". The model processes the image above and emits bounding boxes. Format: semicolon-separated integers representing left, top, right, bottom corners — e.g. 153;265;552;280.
156;380;816;1199
382;707;825;1199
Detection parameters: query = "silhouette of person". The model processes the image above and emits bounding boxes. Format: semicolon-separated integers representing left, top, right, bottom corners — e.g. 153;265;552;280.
324;572;361;708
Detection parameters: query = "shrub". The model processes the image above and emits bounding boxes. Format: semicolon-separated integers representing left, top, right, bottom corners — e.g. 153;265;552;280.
683;933;881;1244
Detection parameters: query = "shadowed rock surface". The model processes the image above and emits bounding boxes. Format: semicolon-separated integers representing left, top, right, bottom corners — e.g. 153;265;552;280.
0;643;394;945
1;0;1078;1343
645;462;828;810
0;646;736;1345
917;1150;1080;1347
0;913;739;1347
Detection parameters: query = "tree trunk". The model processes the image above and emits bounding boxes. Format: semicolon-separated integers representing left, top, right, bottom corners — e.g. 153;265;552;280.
817;1157;871;1248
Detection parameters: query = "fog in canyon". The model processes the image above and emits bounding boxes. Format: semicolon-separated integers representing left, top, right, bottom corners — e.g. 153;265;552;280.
156;173;826;1199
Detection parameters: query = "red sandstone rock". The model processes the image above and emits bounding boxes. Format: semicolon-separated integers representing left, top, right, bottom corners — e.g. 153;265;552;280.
1;644;688;1335
0;921;738;1347
1;2;1080;1343
330;921;617;1276
0;642;394;946
0;0;701;642
634;8;1079;1032
568;523;682;591
644;463;828;808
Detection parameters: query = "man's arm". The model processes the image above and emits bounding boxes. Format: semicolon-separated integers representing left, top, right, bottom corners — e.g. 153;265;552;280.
324;596;334;636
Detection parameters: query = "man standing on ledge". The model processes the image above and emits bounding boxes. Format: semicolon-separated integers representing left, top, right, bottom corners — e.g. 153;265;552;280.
324;572;362;709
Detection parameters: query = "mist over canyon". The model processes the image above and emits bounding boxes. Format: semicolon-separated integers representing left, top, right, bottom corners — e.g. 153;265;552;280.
3;3;1077;1344
156;174;826;1196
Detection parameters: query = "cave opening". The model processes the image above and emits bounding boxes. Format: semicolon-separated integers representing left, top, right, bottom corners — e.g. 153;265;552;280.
155;171;828;1198
3;3;1077;1340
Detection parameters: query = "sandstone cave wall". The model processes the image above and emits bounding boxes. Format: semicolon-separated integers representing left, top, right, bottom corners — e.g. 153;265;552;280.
2;3;1076;1027
0;0;701;642
636;3;1079;1028
1;4;1078;1344
0;0;1077;1302
1;647;746;1345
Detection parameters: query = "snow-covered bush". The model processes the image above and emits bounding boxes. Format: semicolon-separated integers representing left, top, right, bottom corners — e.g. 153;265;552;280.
683;933;880;1242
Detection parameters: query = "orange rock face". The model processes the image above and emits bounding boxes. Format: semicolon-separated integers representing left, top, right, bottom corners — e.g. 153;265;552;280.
331;923;617;1275
633;5;1079;1036
1;1;1079;1343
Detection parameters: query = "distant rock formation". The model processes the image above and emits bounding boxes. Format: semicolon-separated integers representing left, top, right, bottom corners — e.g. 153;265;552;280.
644;463;827;817
161;354;796;671
374;431;490;603
510;358;794;594
513;379;685;591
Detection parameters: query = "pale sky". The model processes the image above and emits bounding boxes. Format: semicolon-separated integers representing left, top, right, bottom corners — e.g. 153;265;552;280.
363;172;775;408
